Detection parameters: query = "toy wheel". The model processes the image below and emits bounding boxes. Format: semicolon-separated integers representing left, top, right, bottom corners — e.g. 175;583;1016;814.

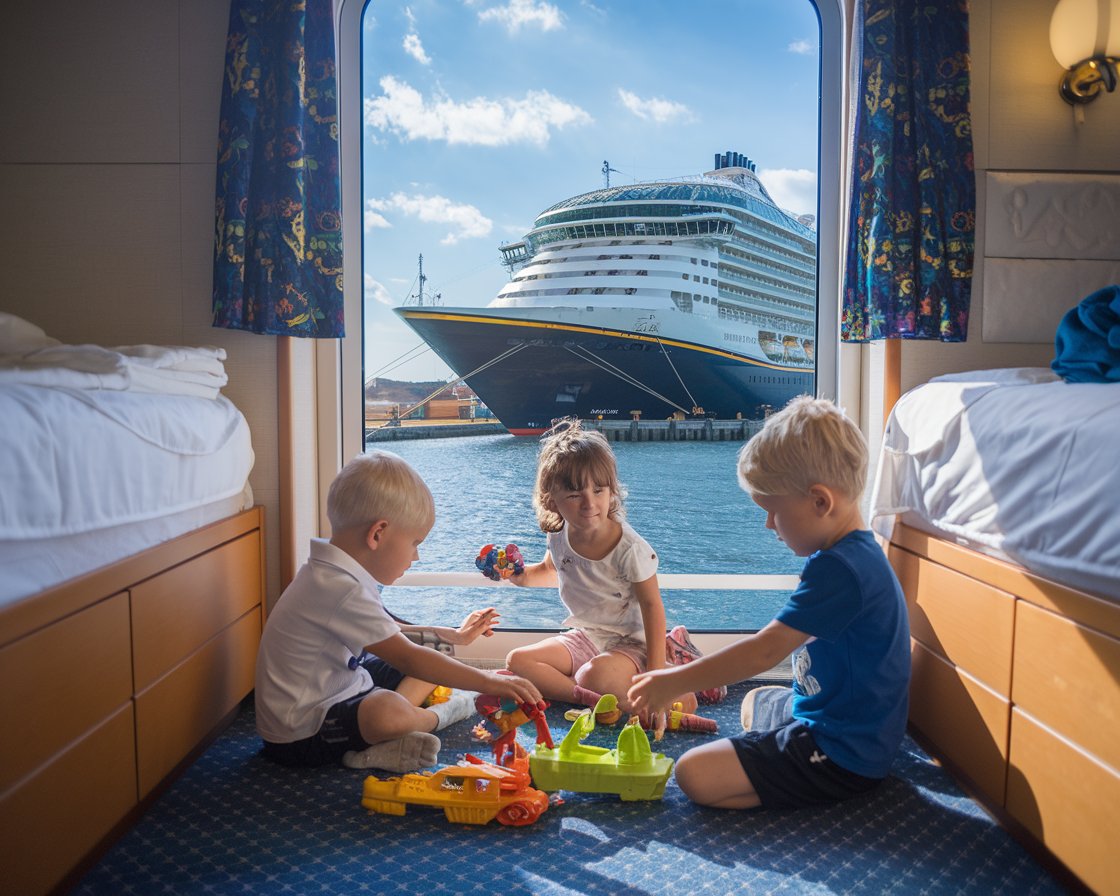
496;799;541;826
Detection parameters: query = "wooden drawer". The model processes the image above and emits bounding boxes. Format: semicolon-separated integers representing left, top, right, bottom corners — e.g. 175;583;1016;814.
131;530;262;690
909;640;1010;805
1007;708;1120;896
890;545;1015;696
134;608;260;797
1012;601;1120;771
0;592;133;794
0;703;136;896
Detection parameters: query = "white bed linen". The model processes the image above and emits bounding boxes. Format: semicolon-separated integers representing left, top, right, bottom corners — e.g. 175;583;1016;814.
0;384;254;607
871;368;1120;602
0;491;251;608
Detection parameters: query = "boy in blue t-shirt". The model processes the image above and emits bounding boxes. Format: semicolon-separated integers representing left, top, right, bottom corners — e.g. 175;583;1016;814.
628;396;910;809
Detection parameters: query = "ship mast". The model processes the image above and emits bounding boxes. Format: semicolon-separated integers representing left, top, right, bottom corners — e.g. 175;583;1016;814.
409;253;440;306
602;160;620;188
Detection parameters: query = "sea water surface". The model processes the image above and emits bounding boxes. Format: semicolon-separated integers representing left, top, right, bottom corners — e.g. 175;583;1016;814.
373;434;803;631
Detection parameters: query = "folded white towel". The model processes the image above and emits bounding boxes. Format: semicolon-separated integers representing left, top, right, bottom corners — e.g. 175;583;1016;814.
0;333;229;399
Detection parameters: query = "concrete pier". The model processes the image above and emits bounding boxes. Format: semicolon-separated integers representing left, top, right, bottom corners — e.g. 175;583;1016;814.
586;418;763;442
365;418;764;442
366;421;506;442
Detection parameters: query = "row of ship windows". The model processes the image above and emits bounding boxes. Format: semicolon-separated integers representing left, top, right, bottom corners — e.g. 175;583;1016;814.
721;285;810;320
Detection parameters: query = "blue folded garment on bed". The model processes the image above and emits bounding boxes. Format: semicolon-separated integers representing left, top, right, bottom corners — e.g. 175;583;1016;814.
1051;284;1120;384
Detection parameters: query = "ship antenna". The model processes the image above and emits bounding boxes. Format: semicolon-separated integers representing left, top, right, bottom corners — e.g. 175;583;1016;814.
409;253;441;306
602;160;620;188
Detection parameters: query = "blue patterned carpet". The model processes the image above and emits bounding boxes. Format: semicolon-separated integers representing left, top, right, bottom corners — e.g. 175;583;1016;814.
74;682;1067;895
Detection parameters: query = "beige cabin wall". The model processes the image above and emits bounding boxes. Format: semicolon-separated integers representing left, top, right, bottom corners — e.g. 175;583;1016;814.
0;0;288;609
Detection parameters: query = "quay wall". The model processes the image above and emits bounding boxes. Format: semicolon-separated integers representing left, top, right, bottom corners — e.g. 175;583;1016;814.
366;419;764;442
587;419;764;442
366;422;507;441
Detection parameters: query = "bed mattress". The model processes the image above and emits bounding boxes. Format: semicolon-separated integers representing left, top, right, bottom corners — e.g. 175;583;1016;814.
0;384;254;607
871;367;1120;602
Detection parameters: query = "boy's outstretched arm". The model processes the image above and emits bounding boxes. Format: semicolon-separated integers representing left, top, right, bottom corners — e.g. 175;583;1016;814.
509;550;558;588
627;619;808;715
399;607;500;646
367;632;545;708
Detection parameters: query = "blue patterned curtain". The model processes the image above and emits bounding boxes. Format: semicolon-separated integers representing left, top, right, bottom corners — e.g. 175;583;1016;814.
212;0;344;338
841;0;975;342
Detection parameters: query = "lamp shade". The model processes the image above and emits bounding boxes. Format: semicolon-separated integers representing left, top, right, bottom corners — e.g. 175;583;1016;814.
1050;0;1120;68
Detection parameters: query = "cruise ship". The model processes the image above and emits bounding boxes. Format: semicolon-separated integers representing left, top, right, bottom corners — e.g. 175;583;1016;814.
396;151;818;435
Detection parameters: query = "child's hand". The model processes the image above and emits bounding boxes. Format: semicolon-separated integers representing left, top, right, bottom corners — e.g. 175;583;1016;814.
484;670;544;710
626;668;678;718
451;607;500;644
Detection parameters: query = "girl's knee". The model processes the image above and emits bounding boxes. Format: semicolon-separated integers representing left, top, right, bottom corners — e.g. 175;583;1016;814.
505;646;529;675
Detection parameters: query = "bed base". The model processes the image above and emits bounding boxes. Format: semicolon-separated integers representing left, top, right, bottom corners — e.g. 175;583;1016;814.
0;507;265;896
887;523;1119;896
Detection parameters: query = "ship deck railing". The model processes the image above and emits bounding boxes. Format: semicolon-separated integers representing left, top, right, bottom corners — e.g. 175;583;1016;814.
391;570;799;678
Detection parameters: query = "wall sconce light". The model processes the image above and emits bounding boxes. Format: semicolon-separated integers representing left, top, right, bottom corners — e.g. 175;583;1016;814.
1050;0;1120;105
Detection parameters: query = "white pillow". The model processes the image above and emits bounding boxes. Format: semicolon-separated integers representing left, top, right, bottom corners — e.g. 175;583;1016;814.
0;313;60;355
929;367;1059;386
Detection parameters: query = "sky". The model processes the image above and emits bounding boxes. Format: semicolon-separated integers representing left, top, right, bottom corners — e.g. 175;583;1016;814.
361;0;822;382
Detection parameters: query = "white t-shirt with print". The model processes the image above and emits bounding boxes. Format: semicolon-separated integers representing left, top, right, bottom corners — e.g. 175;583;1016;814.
547;520;658;648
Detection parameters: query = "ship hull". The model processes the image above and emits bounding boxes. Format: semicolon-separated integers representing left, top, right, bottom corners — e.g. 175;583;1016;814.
397;306;814;435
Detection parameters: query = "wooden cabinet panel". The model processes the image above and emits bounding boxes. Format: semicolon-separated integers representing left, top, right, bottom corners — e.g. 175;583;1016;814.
1013;601;1120;771
909;640;1011;805
0;704;136;896
132;531;262;690
134;608;260;797
1007;709;1120;896
0;593;132;794
890;544;1016;695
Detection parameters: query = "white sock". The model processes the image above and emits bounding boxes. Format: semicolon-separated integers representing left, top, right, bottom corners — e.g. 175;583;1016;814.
427;689;479;731
342;731;440;771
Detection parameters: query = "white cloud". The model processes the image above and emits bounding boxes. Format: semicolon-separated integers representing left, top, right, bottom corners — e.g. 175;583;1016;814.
758;168;817;218
617;89;691;124
364;202;392;231
403;32;431;65
365;274;395;306
477;0;563;33
788;39;815;55
364;76;591;147
367;192;493;245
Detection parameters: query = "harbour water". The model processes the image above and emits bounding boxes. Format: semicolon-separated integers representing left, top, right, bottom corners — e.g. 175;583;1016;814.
374;433;804;631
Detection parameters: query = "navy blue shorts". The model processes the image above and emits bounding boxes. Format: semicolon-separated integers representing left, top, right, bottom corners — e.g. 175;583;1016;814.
261;655;405;768
730;720;883;809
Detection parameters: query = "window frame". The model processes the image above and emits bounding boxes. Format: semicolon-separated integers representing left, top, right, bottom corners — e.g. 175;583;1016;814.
331;0;848;517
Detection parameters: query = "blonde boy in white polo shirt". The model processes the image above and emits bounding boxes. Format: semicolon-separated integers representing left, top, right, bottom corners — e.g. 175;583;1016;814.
255;451;543;771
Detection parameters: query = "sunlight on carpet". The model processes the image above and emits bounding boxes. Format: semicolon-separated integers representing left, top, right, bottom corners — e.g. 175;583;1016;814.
73;682;1065;895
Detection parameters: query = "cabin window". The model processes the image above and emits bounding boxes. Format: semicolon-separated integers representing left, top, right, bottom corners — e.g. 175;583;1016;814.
342;0;841;633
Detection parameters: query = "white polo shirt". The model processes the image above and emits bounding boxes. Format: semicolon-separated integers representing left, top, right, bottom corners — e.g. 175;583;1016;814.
254;538;400;743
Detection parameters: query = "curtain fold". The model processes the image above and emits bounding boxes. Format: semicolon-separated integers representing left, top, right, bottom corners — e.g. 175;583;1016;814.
212;0;344;338
841;0;975;343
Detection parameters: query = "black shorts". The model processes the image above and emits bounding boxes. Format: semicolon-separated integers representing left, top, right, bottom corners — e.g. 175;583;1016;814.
730;720;883;809
261;655;405;768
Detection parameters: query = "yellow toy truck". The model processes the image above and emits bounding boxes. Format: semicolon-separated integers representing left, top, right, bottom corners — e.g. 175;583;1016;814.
360;755;549;826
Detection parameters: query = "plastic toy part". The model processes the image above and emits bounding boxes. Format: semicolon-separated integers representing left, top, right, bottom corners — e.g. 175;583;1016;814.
360;757;550;826
473;693;554;767
422;686;453;707
650;702;719;741
529;699;674;801
475;543;525;581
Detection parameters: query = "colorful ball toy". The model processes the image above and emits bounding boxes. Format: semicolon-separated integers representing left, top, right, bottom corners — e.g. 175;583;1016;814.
476;543;525;581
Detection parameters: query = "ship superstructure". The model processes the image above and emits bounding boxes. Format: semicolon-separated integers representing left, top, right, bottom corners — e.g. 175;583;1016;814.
396;152;817;435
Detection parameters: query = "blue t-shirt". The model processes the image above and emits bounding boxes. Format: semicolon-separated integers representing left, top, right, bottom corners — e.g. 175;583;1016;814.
775;529;910;778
